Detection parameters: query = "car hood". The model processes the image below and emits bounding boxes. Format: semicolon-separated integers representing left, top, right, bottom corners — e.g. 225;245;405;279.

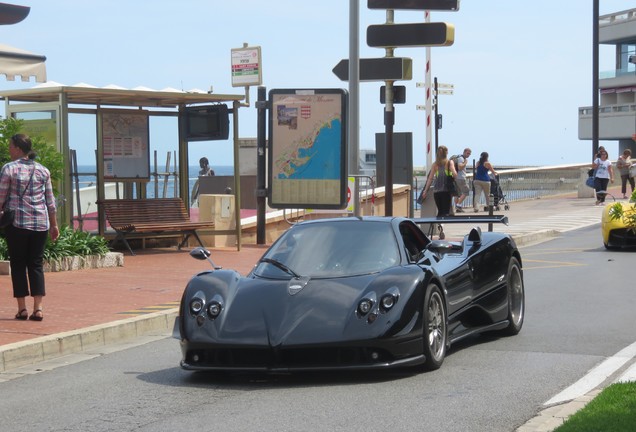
181;268;421;347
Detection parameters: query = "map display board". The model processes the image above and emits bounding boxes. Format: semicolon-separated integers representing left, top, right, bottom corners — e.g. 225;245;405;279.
268;89;347;209
100;110;150;180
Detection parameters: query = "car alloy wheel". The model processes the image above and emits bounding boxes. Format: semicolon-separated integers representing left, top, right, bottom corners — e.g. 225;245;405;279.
423;284;447;370
503;257;524;336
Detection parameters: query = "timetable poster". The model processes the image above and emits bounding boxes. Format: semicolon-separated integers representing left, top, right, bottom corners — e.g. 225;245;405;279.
101;110;150;180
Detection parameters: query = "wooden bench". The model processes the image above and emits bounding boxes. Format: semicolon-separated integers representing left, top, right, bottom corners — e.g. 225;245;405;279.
99;198;215;255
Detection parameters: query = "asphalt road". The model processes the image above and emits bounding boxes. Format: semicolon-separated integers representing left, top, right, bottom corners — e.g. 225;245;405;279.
0;226;635;432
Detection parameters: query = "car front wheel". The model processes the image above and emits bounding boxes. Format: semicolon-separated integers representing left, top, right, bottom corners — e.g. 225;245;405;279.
422;284;447;370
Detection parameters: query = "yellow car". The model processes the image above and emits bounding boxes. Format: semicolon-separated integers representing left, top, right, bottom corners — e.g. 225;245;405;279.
602;198;636;249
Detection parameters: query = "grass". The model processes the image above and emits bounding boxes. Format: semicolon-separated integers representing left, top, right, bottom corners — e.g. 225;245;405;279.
553;382;636;431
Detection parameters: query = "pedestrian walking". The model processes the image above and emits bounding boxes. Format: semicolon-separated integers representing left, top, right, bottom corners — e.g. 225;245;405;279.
421;146;458;239
453;147;471;212
592;149;614;205
473;152;497;212
616;149;634;199
0;134;59;321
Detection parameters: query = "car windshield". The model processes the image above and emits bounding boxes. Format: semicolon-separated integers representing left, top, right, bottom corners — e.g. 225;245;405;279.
254;220;400;278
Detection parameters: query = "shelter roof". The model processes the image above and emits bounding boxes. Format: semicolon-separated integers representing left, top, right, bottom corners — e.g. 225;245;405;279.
0;82;245;108
0;43;46;82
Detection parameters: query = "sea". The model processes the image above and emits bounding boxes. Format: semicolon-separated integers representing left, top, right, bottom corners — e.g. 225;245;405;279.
72;165;235;199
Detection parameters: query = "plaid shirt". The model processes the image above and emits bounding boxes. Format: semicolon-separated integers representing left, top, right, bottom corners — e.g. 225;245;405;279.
0;158;56;232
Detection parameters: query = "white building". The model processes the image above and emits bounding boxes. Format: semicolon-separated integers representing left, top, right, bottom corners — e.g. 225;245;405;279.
578;8;636;156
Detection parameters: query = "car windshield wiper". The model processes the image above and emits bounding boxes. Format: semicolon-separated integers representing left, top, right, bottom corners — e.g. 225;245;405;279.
259;257;302;278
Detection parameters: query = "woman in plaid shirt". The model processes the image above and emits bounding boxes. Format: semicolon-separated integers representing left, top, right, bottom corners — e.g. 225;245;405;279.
0;134;59;321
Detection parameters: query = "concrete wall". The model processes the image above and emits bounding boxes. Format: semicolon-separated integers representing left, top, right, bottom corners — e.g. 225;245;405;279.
239;184;411;246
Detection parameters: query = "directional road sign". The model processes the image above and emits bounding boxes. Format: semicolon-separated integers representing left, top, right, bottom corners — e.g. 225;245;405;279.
380;85;406;104
367;22;454;48
367;0;459;11
332;57;412;82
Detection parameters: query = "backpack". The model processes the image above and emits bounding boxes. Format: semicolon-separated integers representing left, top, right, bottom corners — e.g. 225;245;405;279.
449;154;461;165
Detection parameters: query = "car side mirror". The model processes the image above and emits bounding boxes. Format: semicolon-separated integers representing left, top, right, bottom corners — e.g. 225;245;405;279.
190;247;210;260
189;247;221;270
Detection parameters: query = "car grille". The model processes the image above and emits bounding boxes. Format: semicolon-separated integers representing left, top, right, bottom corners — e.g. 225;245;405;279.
185;346;395;369
609;229;636;247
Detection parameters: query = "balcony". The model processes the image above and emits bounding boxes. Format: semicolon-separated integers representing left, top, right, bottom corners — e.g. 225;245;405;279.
578;104;636;140
599;9;636;44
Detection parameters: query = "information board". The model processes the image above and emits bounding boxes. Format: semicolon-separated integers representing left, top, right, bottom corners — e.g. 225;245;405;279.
100;110;150;180
231;46;262;87
268;89;347;209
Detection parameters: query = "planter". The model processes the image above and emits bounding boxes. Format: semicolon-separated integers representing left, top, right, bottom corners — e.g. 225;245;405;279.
0;252;124;275
44;252;124;272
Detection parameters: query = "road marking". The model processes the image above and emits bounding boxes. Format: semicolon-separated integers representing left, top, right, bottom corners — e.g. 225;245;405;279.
544;340;636;405
523;262;586;270
501;207;603;237
522;249;587;256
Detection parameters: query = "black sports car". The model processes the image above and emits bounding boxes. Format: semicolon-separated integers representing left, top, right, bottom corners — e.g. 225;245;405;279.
174;216;524;372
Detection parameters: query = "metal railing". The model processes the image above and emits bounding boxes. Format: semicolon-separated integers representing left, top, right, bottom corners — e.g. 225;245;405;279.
411;163;591;211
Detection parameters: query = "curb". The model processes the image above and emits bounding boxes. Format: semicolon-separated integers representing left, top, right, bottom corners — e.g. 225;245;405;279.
511;230;561;247
0;308;177;373
516;390;602;432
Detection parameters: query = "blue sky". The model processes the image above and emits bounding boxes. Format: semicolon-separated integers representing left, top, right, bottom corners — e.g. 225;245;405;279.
0;0;630;168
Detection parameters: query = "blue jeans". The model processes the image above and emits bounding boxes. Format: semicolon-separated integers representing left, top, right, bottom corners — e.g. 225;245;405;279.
594;177;610;202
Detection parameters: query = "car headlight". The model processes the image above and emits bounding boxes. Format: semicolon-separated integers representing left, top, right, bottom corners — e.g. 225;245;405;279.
358;298;374;316
380;293;398;312
207;301;223;319
190;298;204;315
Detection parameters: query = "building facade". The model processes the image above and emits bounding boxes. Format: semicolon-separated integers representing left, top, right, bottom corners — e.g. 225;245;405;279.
579;8;636;157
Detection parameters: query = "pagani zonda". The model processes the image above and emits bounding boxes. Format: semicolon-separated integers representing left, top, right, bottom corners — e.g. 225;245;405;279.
175;216;524;372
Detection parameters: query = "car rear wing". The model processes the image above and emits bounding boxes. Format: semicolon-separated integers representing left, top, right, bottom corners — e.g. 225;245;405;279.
412;215;509;238
412;215;509;226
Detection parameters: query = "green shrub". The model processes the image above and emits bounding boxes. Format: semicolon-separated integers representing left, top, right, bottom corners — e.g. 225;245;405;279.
0;116;65;193
0;226;110;261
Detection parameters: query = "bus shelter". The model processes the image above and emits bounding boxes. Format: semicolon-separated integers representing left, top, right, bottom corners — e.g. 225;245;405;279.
0;84;246;248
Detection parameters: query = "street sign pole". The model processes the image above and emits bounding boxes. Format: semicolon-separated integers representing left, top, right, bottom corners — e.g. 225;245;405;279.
385;82;394;216
424;9;433;191
384;9;395;216
434;77;439;154
256;86;267;244
349;0;361;217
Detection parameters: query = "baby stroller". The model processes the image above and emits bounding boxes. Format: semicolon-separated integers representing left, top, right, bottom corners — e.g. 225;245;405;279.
489;174;510;211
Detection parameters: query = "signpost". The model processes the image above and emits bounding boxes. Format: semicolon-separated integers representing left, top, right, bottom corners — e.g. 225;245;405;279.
367;23;455;48
363;1;459;217
332;57;412;82
380;85;406;104
368;0;460;11
231;45;262;87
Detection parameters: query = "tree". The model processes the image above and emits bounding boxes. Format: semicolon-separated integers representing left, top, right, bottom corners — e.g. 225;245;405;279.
0;116;64;192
